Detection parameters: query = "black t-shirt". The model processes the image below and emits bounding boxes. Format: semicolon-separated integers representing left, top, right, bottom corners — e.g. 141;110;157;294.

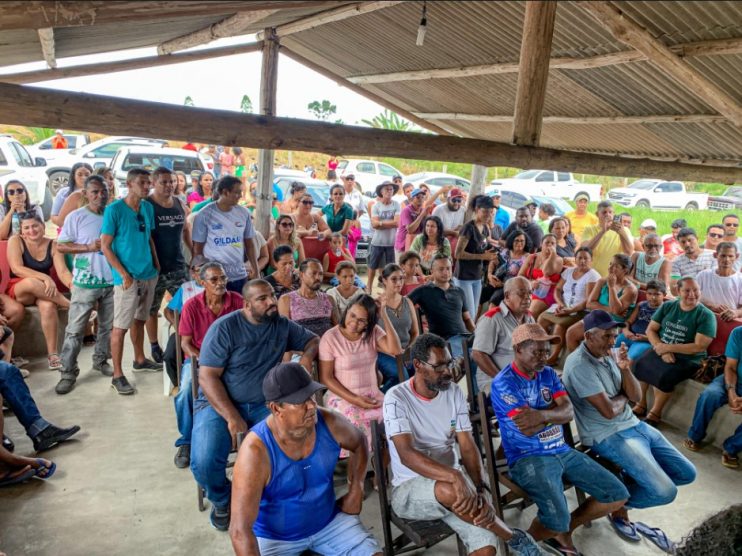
408;282;469;339
502;222;543;253
454;220;492;281
150;197;186;273
556;234;577;258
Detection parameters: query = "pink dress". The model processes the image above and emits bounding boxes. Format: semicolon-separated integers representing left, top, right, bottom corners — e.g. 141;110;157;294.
320;325;385;457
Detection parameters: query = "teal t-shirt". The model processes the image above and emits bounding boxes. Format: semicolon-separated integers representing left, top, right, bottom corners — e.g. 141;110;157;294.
321;203;354;233
101;199;158;285
651;300;716;364
724;327;742;382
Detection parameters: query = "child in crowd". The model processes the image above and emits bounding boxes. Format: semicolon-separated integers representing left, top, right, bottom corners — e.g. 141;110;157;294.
324;232;365;288
399;251;425;295
615;278;667;368
326;261;362;316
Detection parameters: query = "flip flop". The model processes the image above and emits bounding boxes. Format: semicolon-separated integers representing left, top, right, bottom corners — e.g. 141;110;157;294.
543;538;583;555
33;459;56;479
0;466;35;487
635;522;676;553
608;515;641;542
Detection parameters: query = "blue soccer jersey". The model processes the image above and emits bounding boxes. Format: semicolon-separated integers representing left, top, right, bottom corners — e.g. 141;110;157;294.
490;363;570;466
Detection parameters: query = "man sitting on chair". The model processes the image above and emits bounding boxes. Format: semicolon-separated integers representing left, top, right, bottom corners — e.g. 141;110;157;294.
230;362;382;556
383;333;542;556
490;323;628;555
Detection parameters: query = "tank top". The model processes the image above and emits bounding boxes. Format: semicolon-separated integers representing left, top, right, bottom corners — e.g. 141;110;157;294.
252;412;340;541
326;248;345;274
635;252;664;285
379;297;412;348
598;283;636;322
288;290;333;337
11;238;53;277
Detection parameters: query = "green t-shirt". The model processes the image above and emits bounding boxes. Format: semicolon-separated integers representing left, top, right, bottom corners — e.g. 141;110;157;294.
321;202;354;233
191;198;214;213
651;300;716;364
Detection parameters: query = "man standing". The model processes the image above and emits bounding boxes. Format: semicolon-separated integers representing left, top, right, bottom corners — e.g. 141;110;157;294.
432;188;466;240
492;192;510;230
580;201;633;276
701;223;725;252
192;279;318;531
55;175;114;395
491;324;628;555
384;333;542;556
368;181;400;290
662;218;687;261
501;207;543;254
565;193;598;243
395;188;427;255
101;168;161;395
562;310;695;551
193;176;259;294
721;213;742;253
536;203;556;233
671;228;716;293
341;174;365;217
146;167;191;364
472;277;535;393
230;363;382;555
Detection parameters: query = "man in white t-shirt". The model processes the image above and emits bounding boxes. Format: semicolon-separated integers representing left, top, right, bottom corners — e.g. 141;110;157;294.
368;181;401;289
383;333;541;556
432;188;466;239
341;174;365;217
696;242;742;321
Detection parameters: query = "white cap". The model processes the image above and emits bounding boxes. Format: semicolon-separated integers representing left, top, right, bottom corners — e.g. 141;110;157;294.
640;218;657;229
55;129;63;134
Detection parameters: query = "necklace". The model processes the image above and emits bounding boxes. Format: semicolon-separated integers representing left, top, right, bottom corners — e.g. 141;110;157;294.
386;296;404;318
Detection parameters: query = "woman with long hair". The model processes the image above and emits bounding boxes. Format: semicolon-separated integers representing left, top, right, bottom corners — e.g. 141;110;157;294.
96;166;118;200
51;162;92;227
187;171;214;208
280;181;307;215
293;192;329;240
483;231;531;308
173;170;188;203
0;181;44;240
266;214;305;274
519;234;564;319
399;251;424;295
549;217;577;266
410;215;451;273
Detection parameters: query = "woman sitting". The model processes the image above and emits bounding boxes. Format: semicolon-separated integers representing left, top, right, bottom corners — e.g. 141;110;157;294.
616;279;667;370
279;181;307;215
399;251;425;296
187;171;214;209
264;245;300;299
633;277;714;426
319;294;402;457
410;215;451;274
482;231;531;308
630;233;671;292
549;217;577;266
519;234;564;319
326;261;362;316
266;215;305;275
0;181;45;240
376;263;419;392
293;193;329;240
7;212;72;370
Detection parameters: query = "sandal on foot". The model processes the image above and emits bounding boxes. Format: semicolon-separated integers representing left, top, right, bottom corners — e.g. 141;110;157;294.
608;515;641;542
33;459;56;479
643;411;661;427
543;538;583;555
47;354;63;371
683;438;701;452
631;404;647;417
722;452;739;469
0;465;35;487
635;522;676;553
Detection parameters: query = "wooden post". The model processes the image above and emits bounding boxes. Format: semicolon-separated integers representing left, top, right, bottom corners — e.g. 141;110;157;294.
512;1;557;146
466;164;488;220
256;29;279;240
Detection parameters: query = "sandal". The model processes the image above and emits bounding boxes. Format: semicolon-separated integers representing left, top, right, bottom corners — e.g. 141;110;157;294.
722;452;739;469
543;538;583;555
32;458;56;479
0;465;35;487
608;514;641;542
683;438;701;452
643;411;661;428
47;353;63;371
631;404;647;417
635;522;676;553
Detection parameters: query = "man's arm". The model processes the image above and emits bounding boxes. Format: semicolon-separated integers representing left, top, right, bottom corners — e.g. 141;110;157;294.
472;350;499;378
199;364;244;449
618;226;634;255
724;357;742;411
244;236;260;279
457;430;487;491
462;310;475;333
149;236;160;273
512;395;573;437
296;336;320;372
322;408;368;515
580;224;606;251
230;433;270;556
101;233;133;289
180;335;199;360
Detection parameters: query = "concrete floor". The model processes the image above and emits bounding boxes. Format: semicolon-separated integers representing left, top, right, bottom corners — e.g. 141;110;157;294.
1;340;741;556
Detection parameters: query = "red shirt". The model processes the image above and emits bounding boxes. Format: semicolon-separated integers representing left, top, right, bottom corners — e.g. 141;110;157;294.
182;143;197;151
179;291;243;349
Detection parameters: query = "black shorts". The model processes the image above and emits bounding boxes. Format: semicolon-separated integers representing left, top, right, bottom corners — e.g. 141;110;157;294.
633;349;699;392
368;245;395;270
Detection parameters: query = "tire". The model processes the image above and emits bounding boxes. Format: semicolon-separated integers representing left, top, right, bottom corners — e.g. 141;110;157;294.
40;186;53;221
635;200;650;208
48;170;69;195
685;202;698;211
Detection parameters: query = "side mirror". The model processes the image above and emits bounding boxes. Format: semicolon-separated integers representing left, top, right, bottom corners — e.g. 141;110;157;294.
34;157;47;167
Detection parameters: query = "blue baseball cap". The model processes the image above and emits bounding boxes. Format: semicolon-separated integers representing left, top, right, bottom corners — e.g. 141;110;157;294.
410;188;426;197
584;310;626;332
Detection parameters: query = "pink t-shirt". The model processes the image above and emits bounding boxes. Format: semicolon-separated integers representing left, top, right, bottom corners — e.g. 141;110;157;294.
220;152;235;174
395;205;421;251
319;325;385;396
187;191;204;205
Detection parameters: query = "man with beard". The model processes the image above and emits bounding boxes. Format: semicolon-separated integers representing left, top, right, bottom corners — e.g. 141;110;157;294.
383;333;542;556
501;207;543;254
580;200;634;276
278;258;338;338
491;324;628;555
192;279;319;531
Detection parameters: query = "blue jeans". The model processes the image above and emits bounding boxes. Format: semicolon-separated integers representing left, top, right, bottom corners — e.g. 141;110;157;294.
377;352;411;393
615;333;652;361
190;400;271;508
174;359;192;448
688;375;742;456
452;278;482;319
0;361;50;438
592;421;696;509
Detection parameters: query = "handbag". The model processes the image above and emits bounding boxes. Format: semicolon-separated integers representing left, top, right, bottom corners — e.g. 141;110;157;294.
694;355;726;384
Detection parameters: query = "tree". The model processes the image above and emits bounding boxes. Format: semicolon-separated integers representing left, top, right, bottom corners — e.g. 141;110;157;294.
307;99;337;121
361;109;420;132
240;94;253;114
183;95;194;107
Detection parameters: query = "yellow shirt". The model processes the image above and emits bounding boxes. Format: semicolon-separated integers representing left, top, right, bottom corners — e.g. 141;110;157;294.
566;211;598;242
581;225;633;276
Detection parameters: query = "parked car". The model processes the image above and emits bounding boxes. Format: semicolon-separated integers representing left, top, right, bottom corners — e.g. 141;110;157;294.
489;170;602;202
111;146;208;197
26;133;91;163
337;159;404;194
607;179;708;210
44;136;167;194
273;176;330;207
0;135;53;219
708;186;742;211
405;172;471;195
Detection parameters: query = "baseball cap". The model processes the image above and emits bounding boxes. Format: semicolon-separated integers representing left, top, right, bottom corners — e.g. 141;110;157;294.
511;323;560;346
584;310;626;332
392;174;403;181
575;193;590;202
342;174;355;180
448;188;464;199
190;170;202;179
640;218;657;229
671;218;687;229
55;129;63;134
410;188;426;198
262;362;325;404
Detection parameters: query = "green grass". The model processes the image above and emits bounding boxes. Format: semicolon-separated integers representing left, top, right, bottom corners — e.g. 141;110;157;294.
585;203;727;237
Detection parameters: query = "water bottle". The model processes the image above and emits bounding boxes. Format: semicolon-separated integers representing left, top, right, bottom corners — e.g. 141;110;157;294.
11;213;20;236
534;278;551;299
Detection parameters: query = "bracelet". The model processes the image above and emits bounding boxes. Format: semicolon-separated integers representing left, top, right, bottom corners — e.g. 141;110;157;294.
726;383;736;391
476;484;491;494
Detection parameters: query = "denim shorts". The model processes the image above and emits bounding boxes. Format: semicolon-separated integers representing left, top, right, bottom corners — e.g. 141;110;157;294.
510;449;628;532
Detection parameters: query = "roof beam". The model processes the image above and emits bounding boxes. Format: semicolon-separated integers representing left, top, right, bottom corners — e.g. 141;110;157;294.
580;2;742;129
512;1;557;146
414;113;729;125
157;10;277;55
0;82;739;183
0;42;263;85
347;36;742;84
37;27;56;69
257;1;402;39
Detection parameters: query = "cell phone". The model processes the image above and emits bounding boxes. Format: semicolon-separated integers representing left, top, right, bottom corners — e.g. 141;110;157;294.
613;215;621;224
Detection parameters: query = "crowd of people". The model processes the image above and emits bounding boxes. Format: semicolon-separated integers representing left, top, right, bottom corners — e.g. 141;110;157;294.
1;162;740;556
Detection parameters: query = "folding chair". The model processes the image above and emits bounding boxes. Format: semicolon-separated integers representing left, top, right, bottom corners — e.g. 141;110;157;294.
394;346;412;384
371;421;466;556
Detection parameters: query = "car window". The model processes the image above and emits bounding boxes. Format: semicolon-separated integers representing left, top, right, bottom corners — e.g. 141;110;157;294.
0;148;7;166
427;178;447;186
11;142;34;167
89;142;127;159
535;171;554;182
65;136;78;148
356;162;375;174
456;179;470;188
667;182;682;192
557;172;570;181
38;138;53;150
378;164;398;177
336;160;348;171
122;153;203;173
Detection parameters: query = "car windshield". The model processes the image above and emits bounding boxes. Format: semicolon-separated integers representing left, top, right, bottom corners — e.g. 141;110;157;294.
531;196;572;215
513;170;542;180
122;153;203;173
627;180;658;190
723;187;742;197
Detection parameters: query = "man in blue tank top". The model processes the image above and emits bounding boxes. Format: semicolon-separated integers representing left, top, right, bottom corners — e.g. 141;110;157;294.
230;363;382;556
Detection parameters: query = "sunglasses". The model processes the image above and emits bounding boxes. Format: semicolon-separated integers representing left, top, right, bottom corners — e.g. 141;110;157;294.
450;197;463;203
136;213;146;232
6;188;25;195
726;223;740;227
279;222;294;228
708;233;724;238
301;200;314;205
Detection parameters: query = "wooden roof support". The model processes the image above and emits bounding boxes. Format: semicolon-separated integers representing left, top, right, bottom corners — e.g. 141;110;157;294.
257;1;402;39
414;113;728;125
580;2;742;129
37;28;56;69
0;82;739;183
347;36;742;84
512;1;557;146
0;42;263;85
256;29;280;239
157;10;277;55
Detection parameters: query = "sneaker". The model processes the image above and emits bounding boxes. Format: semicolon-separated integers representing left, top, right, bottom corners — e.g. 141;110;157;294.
19;368;30;379
174;445;191;469
210;505;230;531
11;356;29;367
55;376;77;395
507;528;543;556
32;424;81;452
132;358;162;372
2;434;14;453
151;343;164;364
93;361;114;377
111;376;136;395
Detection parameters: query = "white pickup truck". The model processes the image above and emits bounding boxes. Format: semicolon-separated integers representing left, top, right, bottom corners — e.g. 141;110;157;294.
607;179;708;211
489;170;602;202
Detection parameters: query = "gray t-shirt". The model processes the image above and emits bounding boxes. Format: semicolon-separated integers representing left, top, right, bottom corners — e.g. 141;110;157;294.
371;200;400;247
384;380;471;487
192;202;254;281
561;343;638;446
432;203;465;232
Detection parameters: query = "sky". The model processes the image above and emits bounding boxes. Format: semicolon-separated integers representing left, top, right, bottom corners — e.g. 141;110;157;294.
0;33;386;125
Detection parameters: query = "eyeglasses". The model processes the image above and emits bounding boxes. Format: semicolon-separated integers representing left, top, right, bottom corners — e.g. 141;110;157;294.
205;276;228;284
726;223;740;227
301;200;314;206
643;227;656;231
645;243;663;248
136;213;146;232
709;233;724;239
6;188;24;195
279;222;294;228
422;359;455;373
